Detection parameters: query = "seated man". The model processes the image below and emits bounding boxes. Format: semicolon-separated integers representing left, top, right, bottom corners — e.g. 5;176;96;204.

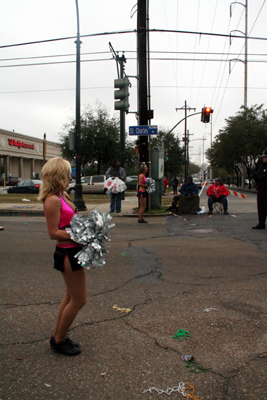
206;178;229;215
178;176;201;214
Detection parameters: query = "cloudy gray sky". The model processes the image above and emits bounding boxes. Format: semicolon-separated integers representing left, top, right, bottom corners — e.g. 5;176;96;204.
0;0;266;164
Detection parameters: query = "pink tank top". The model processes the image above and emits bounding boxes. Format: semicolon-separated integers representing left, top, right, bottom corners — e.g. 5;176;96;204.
57;194;77;229
139;175;146;193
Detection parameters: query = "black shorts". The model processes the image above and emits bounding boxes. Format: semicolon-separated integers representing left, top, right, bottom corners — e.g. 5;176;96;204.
54;246;83;272
137;191;147;199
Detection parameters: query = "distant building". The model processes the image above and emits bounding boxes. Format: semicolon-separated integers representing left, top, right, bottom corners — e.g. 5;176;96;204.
0;128;61;180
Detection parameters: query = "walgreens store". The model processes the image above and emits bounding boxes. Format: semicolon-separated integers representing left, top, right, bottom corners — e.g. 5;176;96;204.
0;128;61;180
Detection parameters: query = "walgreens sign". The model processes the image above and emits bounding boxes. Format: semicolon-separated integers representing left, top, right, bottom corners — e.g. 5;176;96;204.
8;138;35;150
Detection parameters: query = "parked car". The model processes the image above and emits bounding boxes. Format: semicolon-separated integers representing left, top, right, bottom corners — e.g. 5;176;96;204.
192;177;202;189
7;179;42;194
126;175;138;190
8;177;22;186
68;175;106;194
0;176;21;186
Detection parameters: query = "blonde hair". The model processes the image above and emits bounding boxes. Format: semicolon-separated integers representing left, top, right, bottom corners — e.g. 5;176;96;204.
38;157;71;201
139;163;147;175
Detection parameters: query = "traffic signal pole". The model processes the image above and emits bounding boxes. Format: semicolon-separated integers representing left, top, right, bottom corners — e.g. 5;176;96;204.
137;0;149;167
119;59;126;200
110;42;129;201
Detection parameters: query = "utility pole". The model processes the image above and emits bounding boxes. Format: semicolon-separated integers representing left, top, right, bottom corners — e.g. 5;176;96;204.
43;133;46;165
73;0;86;211
230;0;248;188
137;0;149;167
175;101;196;178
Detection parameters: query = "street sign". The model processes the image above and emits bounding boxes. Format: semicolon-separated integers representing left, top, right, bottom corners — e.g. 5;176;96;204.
129;125;158;136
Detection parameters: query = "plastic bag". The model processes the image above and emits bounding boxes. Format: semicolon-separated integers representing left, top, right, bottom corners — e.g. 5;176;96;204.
104;177;127;194
196;206;206;214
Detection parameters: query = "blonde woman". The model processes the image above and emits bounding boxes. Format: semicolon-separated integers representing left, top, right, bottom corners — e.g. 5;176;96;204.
137;163;148;223
38;157;86;356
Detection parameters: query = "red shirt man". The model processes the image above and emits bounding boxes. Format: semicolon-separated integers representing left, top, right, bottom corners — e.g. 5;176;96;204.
163;177;168;194
206;178;229;215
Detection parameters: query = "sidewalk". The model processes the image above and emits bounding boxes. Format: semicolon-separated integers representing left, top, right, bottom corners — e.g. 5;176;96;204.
0;186;257;216
0;194;140;216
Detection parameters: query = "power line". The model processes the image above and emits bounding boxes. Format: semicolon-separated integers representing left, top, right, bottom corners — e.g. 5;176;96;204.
1;50;266;63
1;85;265;95
1;28;266;49
1;57;266;69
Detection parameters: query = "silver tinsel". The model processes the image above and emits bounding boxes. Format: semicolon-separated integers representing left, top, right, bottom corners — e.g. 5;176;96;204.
145;177;156;193
69;210;115;269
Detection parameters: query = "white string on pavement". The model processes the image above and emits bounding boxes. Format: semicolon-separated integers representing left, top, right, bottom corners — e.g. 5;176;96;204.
143;382;187;397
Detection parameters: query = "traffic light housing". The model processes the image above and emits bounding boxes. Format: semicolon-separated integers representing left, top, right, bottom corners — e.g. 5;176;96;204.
201;107;213;123
114;77;130;112
166;149;169;161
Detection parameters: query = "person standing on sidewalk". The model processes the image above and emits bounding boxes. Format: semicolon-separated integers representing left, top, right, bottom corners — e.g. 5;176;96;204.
137;163;148;223
105;160;126;213
172;176;178;194
252;150;267;230
163;176;168;195
39;157;86;356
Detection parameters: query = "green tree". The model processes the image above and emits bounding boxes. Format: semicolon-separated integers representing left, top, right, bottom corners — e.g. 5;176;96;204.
206;104;267;183
188;162;200;176
59;103;136;175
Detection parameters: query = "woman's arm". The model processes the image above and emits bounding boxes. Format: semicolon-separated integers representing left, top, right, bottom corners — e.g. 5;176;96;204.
44;195;71;241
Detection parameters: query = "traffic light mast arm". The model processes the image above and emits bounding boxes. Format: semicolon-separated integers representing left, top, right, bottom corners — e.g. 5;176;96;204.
165;111;202;137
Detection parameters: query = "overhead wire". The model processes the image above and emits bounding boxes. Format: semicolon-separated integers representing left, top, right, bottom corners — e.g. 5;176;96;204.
162;0;179;107
1;50;266;64
1;56;265;69
1;84;265;95
0;28;266;50
213;0;266;127
210;5;236;122
175;0;181;108
193;0;219;139
189;0;200;104
211;2;246;126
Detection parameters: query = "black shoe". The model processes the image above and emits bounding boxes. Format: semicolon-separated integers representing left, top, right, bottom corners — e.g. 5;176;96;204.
224;211;229;215
138;219;148;223
53;338;81;356
207;211;212;215
50;335;79;349
252;224;265;230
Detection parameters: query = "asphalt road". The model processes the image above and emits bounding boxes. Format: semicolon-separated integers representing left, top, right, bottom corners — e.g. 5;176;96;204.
0;194;266;400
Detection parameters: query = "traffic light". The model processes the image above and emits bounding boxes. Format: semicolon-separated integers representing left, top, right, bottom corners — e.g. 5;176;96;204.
114;77;130;112
201;107;213;123
166;149;169;161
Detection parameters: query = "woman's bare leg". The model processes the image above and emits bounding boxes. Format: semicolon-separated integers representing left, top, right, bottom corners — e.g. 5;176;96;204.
54;257;86;344
139;195;146;220
53;290;70;338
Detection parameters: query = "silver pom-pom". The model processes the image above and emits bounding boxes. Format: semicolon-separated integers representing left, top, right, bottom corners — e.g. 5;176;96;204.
69;210;115;269
145;177;156;193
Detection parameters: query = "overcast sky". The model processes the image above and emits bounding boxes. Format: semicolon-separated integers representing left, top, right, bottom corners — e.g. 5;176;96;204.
0;0;266;165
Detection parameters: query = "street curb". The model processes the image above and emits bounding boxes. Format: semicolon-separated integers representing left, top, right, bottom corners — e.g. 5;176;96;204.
0;210;172;217
0;210;44;216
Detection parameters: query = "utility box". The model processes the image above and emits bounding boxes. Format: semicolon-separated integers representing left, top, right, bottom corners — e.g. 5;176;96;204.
151;147;164;208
